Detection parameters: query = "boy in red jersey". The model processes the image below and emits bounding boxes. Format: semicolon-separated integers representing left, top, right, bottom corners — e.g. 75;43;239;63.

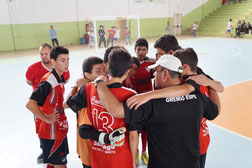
131;38;154;165
126;35;223;168
25;43;70;163
67;56;106;168
26;46;70;168
123;57;140;90
107;26;116;47
174;48;213;168
66;48;139;168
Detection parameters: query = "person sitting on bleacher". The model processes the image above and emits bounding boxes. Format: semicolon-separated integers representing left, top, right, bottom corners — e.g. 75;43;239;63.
240;20;246;37
247;22;252;34
234;20;241;38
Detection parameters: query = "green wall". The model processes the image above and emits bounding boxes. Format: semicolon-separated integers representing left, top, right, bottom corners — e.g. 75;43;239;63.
140;17;172;38
0;24;15;51
182;0;222;32
0;18;171;51
0;21;87;51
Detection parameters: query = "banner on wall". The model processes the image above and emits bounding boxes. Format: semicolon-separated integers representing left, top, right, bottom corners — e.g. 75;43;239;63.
133;0;167;4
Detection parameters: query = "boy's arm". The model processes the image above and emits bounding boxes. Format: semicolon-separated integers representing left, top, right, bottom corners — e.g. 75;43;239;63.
26;99;59;124
96;79;125;118
189;74;224;92
26;80;33;86
129;131;139;168
65;85;88;112
63;77;90;108
127;83;195;110
209;88;221;112
76;77;90;88
63;86;78;108
79;124;127;146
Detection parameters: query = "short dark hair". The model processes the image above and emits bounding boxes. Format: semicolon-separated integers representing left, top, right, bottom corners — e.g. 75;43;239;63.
40;43;51;49
131;57;140;68
50;46;69;60
135;38;148;49
82;56;103;75
230;19;232;21
154;35;180;53
168;69;181;79
174;48;198;72
108;48;131;78
160;66;181;79
104;46;124;63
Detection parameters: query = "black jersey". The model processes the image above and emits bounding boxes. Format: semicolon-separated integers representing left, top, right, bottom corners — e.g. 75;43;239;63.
123;80;219;168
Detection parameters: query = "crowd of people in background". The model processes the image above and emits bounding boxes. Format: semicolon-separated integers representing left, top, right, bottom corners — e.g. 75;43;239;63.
234;20;252;38
222;0;246;5
226;19;252;38
95;25;132;48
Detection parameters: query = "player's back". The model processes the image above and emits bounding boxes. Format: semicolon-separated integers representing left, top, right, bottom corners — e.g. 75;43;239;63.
85;82;136;168
143;90;218;168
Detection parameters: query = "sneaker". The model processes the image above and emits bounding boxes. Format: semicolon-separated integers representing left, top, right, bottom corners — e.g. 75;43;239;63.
136;153;139;165
141;152;149;165
37;153;43;164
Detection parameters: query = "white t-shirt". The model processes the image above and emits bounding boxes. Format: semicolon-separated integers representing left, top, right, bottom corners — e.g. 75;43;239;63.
114;29;120;38
227;21;232;30
192;24;198;31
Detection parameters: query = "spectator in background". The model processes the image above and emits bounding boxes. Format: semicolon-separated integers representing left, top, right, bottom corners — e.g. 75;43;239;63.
88;25;95;48
49;25;59;46
247;22;252;34
166;21;170;35
191;21;198;37
107;26;116;47
226;19;232;37
124;27;132;45
113;26;121;45
98;25;106;48
234;20;241;38
240;20;246;37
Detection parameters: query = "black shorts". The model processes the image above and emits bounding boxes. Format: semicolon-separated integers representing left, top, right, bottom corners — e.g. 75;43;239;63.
40;137;69;165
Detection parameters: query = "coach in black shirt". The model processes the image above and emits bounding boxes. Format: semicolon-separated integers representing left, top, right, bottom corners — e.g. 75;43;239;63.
95;54;219;168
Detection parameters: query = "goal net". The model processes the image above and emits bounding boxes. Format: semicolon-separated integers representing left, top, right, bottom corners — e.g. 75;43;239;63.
87;15;140;49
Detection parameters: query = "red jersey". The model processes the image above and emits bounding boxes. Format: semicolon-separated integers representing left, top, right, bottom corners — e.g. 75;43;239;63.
107;29;116;39
122;76;136;90
85;82;136;168
26;61;70;134
26;61;70;91
181;77;210;154
133;61;154;93
30;70;68;140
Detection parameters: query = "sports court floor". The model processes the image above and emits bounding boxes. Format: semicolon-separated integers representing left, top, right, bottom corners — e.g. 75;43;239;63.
0;36;252;168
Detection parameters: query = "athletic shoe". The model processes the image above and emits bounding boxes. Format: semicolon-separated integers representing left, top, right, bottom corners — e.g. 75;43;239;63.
141;152;149;165
37;153;43;164
136;153;139;165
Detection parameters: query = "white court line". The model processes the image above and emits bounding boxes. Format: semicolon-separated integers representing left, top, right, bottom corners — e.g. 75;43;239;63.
214;43;242;61
208;122;252;142
197;43;242;63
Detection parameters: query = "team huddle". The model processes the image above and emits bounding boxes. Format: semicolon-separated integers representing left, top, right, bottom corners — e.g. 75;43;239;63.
26;35;223;168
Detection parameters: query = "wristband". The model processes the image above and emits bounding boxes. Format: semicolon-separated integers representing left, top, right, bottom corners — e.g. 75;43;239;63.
95;79;105;88
98;132;106;144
